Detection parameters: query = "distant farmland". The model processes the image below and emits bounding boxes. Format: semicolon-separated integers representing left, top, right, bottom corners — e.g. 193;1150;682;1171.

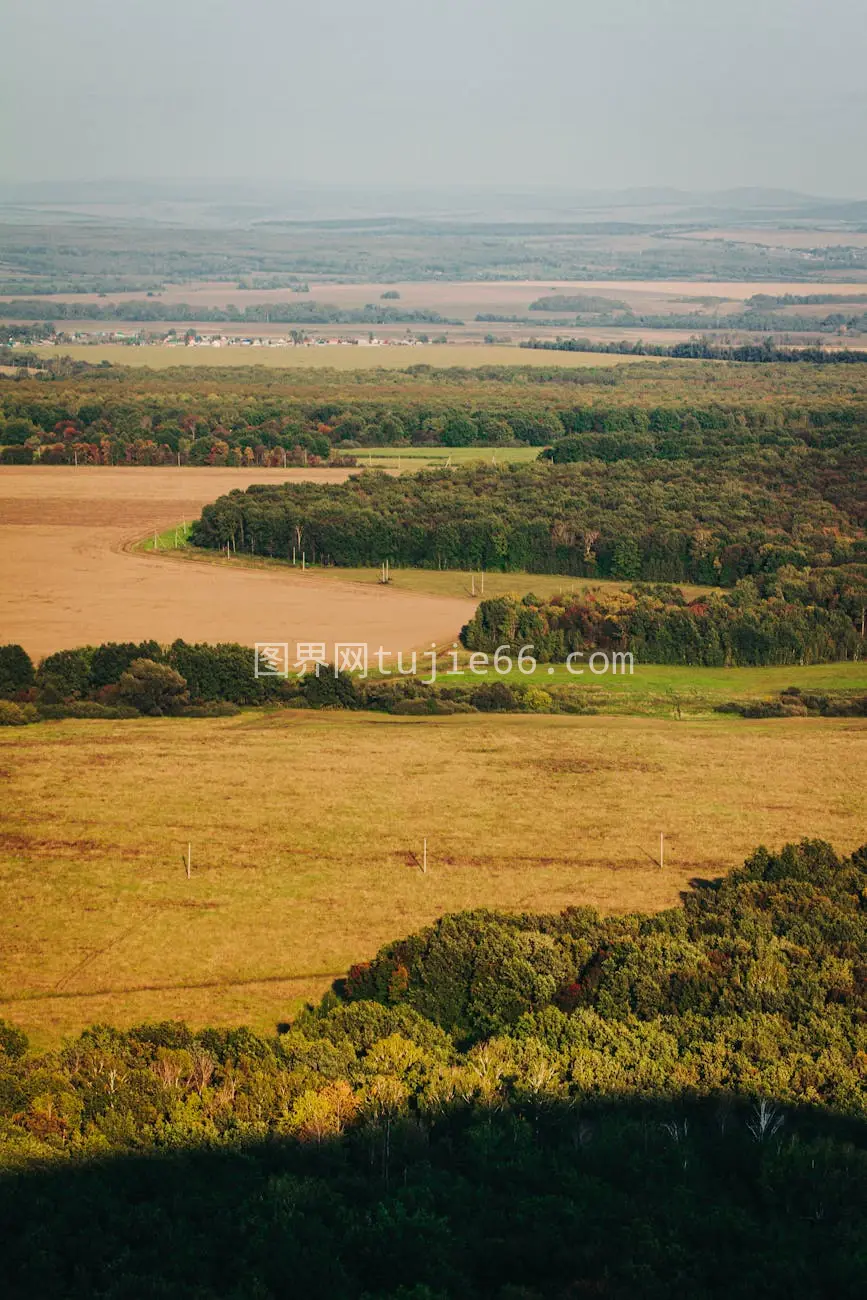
31;343;658;369
11;275;867;315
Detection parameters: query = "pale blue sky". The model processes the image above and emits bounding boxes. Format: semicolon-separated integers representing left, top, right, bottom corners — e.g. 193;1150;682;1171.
2;0;865;195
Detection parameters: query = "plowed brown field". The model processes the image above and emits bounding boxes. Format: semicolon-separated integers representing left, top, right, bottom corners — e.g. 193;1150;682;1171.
0;467;474;659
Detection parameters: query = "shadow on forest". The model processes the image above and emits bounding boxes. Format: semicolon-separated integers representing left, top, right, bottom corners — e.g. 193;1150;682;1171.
2;1093;867;1300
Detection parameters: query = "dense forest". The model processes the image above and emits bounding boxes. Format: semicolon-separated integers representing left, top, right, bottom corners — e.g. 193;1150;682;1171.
461;575;866;667
1;838;866;1297
2;358;867;467
191;458;865;582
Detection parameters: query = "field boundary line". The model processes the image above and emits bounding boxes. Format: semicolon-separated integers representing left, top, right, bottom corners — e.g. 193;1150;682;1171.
4;970;347;1006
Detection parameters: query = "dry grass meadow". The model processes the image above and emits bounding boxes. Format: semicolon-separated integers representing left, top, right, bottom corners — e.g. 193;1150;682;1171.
1;709;864;1047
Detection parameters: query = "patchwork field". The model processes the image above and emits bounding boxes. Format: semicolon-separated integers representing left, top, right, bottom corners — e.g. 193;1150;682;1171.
2;463;864;1050
0;467;473;659
5;464;862;696
127;534;867;713
19;273;867;355
1;709;863;1046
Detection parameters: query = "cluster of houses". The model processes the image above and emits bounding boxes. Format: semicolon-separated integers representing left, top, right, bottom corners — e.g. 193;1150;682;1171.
161;334;424;349
21;330;428;350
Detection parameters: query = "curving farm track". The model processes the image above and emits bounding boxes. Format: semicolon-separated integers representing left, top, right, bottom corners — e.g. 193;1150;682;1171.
0;467;474;661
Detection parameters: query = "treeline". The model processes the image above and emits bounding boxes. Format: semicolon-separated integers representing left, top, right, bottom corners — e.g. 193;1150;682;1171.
748;292;867;307
482;311;867;334
5;637;865;723
623;306;867;332
529;293;631;312
461;574;866;667
578;310;867;334
717;685;867;718
0;437;345;468
0;641;272;722
522;337;867;363
504;298;867;333
1;839;866;1296
0;348;43;372
191;464;864;584
0;641;596;723
1;323;54;344
0;298;460;325
3;360;867;466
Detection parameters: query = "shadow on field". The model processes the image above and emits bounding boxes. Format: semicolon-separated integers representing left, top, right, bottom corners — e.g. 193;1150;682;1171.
2;1095;866;1300
5;969;346;1004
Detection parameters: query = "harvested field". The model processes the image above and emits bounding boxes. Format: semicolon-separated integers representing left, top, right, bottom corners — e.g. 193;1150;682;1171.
10;277;867;314
0;467;474;660
1;709;863;1045
19;275;867;355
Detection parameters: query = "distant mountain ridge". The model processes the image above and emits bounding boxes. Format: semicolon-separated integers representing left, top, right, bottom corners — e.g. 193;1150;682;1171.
0;181;864;229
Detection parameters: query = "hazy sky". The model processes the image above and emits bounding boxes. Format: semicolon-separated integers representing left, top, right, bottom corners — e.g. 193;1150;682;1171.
2;0;866;195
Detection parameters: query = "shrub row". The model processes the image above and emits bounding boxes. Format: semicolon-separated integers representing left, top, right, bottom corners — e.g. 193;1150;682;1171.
0;642;597;723
715;687;867;718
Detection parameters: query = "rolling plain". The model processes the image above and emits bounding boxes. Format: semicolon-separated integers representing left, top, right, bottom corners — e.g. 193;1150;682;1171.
1;463;865;1045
